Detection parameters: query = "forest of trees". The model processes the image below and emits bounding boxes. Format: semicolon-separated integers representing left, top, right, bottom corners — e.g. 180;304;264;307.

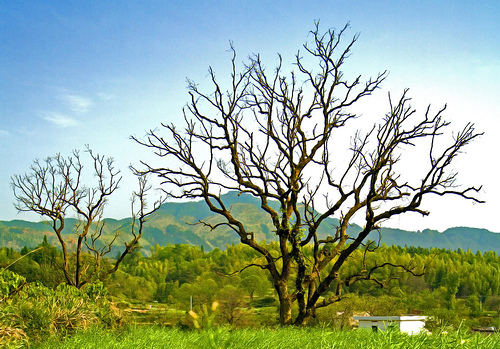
2;238;500;330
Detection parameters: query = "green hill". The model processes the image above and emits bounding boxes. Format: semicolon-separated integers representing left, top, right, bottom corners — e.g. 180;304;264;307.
1;192;498;254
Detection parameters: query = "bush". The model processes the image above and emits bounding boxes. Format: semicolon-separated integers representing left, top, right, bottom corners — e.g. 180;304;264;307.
0;268;26;300
0;271;122;345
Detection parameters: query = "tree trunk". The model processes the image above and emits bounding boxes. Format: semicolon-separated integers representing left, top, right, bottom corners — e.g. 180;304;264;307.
75;235;83;287
278;293;293;326
275;282;293;326
294;308;314;326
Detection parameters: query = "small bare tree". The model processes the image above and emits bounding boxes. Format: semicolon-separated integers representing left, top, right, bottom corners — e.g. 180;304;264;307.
11;146;163;288
133;23;482;325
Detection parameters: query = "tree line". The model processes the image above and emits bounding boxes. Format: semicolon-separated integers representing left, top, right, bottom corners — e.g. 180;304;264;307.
2;239;500;329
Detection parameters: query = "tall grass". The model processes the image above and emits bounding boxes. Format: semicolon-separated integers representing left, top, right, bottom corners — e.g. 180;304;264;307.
0;280;121;348
35;326;500;349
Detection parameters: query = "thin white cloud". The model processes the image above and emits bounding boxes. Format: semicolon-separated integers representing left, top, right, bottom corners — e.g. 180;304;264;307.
61;94;92;114
0;129;9;137
43;113;78;127
39;92;92;128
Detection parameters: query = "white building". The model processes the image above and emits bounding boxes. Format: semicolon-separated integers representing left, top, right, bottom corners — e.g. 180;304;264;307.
353;315;427;334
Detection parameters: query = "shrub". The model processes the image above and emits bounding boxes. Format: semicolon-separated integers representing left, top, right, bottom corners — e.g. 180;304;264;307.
0;269;26;300
0;270;122;345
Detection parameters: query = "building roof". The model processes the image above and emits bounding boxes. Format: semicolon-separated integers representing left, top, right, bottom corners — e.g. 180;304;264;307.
353;316;427;321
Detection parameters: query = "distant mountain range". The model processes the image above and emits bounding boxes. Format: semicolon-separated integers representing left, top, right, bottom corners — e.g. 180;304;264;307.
1;191;498;255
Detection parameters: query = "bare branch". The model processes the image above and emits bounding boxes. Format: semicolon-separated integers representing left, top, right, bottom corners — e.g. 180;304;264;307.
10;148;160;288
134;22;482;326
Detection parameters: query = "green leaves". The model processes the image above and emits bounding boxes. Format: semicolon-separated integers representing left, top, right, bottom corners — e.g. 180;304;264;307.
0;276;120;344
0;268;26;300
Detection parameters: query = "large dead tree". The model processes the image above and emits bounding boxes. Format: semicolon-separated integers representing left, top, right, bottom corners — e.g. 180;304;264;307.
11;146;163;288
133;24;482;325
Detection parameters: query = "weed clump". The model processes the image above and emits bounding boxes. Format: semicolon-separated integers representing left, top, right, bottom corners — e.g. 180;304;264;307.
0;269;122;346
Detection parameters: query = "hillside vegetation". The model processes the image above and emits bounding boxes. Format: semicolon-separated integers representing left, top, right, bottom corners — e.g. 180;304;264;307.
4;239;500;328
3;231;500;346
1;192;498;254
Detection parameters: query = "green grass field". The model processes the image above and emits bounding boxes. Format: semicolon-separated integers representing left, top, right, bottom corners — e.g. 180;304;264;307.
34;326;500;349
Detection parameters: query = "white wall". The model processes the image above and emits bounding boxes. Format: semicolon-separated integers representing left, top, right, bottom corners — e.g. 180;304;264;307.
355;316;427;334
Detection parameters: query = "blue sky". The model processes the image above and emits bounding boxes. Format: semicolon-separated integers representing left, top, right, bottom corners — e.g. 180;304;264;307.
1;1;499;232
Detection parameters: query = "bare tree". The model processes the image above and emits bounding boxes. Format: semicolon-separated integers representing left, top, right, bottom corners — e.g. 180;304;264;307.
133;23;482;325
11;146;163;288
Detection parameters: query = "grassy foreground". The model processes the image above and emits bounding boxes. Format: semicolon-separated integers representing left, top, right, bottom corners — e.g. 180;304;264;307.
34;326;500;349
